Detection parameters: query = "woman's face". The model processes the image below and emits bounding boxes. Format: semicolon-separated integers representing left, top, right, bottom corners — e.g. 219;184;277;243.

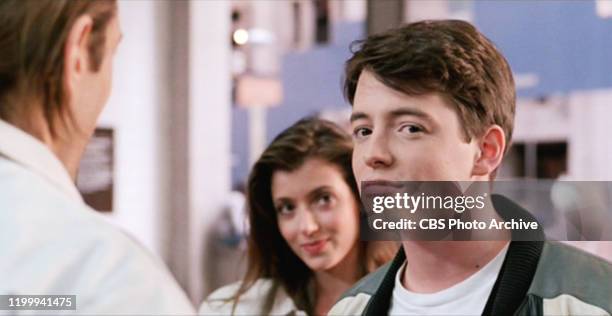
271;157;360;272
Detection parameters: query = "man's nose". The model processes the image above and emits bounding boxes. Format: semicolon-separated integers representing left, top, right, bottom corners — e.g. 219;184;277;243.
363;132;394;169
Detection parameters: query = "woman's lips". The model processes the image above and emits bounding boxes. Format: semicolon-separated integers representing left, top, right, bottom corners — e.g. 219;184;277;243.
301;239;328;255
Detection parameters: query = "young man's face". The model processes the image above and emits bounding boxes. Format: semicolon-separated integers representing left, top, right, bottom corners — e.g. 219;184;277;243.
350;70;481;187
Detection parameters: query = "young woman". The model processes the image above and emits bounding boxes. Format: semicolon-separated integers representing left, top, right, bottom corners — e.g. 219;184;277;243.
200;117;396;315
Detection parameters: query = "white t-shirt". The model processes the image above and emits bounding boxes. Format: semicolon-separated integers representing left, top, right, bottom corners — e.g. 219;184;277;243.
389;244;509;315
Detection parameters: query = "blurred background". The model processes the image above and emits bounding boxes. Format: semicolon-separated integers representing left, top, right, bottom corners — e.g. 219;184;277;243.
74;0;612;305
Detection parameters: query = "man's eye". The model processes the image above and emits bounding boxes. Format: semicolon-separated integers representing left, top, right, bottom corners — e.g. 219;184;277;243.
352;127;372;139
399;124;423;134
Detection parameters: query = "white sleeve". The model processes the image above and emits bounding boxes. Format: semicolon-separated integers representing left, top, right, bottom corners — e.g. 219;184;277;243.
199;283;241;315
74;229;197;315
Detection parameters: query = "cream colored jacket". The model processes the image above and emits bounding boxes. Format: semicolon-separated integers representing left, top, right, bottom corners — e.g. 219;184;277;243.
0;119;195;315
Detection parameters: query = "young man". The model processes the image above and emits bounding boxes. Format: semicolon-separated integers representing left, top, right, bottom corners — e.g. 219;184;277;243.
330;20;612;315
0;1;194;314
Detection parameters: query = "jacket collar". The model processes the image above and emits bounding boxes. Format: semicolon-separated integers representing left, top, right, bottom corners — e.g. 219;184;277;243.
482;195;545;315
362;194;545;315
362;245;405;315
0;119;83;202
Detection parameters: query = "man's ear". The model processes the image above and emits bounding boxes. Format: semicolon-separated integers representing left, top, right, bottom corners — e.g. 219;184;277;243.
63;15;94;98
472;125;506;177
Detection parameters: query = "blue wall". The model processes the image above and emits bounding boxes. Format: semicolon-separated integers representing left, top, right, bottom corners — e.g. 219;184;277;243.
231;22;364;186
475;0;612;97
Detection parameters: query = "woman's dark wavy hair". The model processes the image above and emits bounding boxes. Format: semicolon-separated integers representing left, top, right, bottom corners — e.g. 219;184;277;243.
232;117;361;314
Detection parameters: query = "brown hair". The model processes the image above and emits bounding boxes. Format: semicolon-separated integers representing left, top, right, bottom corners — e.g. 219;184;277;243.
344;20;516;152
235;117;364;315
0;0;117;135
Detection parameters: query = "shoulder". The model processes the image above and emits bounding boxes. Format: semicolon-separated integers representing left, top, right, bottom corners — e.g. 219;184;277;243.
0;161;140;262
0;157;90;230
329;259;395;316
0;160;194;314
199;281;242;315
534;242;612;289
529;241;612;314
200;279;293;315
343;256;395;300
205;279;272;302
0;157;72;209
0;157;137;251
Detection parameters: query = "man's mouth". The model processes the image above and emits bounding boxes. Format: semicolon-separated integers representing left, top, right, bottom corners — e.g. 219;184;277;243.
361;180;405;196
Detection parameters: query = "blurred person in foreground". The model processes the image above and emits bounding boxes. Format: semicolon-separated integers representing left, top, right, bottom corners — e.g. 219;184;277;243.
0;1;194;314
329;20;612;315
200;118;396;315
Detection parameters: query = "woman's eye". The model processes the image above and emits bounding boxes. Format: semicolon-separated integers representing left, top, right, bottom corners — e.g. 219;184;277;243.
315;194;334;208
276;204;294;215
352;127;372;140
399;124;424;134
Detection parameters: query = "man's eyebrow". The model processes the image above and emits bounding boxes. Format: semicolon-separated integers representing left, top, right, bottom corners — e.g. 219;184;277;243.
350;108;434;123
388;108;433;122
350;112;369;122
